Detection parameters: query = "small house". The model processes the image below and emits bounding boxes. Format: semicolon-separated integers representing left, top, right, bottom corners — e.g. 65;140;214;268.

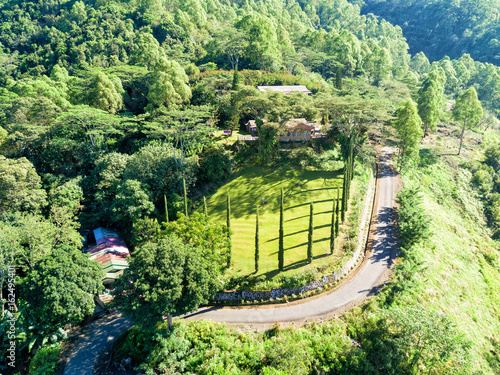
86;227;130;286
243;118;319;142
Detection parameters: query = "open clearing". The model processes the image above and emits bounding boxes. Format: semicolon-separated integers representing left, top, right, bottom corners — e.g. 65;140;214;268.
205;167;344;277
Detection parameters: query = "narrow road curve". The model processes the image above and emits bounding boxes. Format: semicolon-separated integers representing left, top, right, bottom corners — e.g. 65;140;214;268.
63;147;397;374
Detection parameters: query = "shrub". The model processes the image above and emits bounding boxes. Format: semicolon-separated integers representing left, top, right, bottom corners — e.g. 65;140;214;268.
198;147;232;183
397;187;431;248
29;343;62;375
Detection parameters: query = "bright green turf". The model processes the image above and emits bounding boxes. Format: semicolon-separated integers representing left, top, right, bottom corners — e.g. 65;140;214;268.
205;167;344;277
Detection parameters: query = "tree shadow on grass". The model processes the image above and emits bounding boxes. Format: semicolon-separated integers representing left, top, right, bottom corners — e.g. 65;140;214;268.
208;168;343;220
419;148;439;167
283;252;331;272
285;210;334;222
269;237;330;254
266;224;332;242
285;199;336;211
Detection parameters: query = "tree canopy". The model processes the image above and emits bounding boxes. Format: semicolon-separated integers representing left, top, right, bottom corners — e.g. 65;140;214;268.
112;235;222;328
21;245;104;333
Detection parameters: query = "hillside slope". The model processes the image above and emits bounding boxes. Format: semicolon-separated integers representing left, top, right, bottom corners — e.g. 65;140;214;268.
354;0;500;64
347;142;500;373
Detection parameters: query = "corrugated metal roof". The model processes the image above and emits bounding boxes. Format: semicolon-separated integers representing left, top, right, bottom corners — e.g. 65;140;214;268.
94;227;120;242
257;85;312;94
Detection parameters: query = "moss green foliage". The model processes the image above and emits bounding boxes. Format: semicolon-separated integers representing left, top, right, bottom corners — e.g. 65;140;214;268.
28;343;62;375
417;71;445;136
21;245;104;333
396;187;431;249
470;143;500;237
393;99;424;170
89;71;123;114
348;305;473;375
162;212;231;272
452;87;483;155
113;319;364;374
112;235;223;329
358;0;500;64
0;156;47;214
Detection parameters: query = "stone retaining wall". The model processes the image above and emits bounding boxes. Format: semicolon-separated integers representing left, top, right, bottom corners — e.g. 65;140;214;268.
213;168;376;303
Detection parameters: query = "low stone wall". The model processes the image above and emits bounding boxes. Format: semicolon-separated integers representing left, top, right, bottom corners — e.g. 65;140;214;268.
214;169;376;303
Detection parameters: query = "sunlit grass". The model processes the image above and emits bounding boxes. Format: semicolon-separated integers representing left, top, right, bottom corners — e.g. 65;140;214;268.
205;167;344;277
401;147;500;373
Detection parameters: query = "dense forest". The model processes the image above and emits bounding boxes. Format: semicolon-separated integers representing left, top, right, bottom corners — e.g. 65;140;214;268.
1;0;500;374
352;0;500;64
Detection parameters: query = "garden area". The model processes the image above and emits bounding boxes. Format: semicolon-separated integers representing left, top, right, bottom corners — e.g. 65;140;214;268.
205;166;351;279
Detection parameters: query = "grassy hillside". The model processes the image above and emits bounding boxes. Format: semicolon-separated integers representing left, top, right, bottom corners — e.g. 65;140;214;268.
205;166;346;278
403;156;499;372
347;136;500;373
110;134;500;373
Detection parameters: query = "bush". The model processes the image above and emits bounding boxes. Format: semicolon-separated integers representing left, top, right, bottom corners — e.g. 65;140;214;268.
198;147;232;183
397;187;431;248
113;319;364;374
29;343;62;375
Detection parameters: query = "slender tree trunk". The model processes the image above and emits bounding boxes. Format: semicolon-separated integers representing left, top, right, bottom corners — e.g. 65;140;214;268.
255;207;259;273
167;313;172;330
278;188;284;272
335;187;340;237
341;175;346;223
458;120;466;155
307;202;314;263
423;122;429;138
164;194;169;223
1;269;4;318
183;179;188;217
330;199;335;254
203;196;208;217
227;192;231;266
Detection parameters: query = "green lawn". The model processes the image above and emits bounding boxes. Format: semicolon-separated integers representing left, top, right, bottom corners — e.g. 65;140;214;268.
205;167;344;278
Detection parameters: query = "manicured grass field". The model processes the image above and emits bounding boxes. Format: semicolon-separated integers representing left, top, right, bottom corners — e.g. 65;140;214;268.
205;167;344;277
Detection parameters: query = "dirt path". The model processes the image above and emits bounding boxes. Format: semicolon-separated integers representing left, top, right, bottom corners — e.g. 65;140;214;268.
62;147;398;374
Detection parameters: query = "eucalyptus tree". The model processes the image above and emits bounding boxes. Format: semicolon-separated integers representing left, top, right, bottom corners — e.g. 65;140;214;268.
417;71;445;136
452;87;483;155
393;99;423;169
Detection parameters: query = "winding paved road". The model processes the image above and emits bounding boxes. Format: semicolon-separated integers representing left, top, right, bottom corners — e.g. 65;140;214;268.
63;147;398;374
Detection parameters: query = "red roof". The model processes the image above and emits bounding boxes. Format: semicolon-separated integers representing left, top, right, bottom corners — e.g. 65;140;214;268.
93;252;130;265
